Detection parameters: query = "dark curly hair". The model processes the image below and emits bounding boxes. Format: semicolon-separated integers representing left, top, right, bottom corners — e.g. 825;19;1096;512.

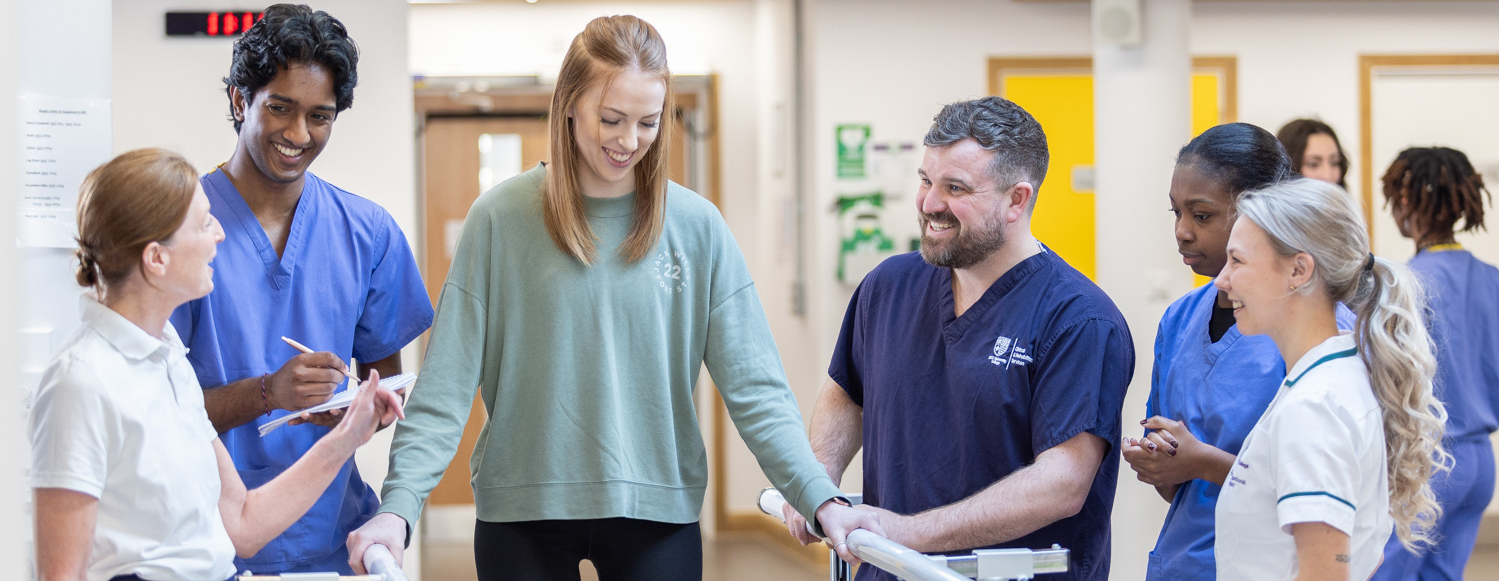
224;4;359;132
923;96;1049;207
1381;146;1490;242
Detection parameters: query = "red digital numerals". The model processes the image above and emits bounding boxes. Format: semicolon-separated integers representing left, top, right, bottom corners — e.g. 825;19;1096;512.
205;12;261;36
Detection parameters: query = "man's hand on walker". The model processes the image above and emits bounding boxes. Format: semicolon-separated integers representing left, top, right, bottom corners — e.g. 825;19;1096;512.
816;499;885;565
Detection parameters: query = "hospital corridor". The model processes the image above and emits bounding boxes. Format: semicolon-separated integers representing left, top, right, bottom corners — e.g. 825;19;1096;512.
4;1;1499;581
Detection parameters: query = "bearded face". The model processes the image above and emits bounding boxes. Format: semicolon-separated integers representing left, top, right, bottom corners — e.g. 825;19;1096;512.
918;206;1007;269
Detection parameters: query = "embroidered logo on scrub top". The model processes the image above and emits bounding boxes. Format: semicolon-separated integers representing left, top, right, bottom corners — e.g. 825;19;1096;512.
653;250;691;294
1227;459;1250;487
988;335;1033;369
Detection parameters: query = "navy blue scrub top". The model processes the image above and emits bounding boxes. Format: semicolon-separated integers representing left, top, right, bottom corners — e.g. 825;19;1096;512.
829;248;1133;581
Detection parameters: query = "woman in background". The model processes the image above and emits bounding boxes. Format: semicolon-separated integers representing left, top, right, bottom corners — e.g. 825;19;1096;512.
1277;119;1349;188
30;148;400;581
1212;177;1448;580
1371;146;1497;581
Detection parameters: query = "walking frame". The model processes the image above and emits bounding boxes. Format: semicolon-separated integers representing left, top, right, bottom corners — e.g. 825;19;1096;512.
758;488;1069;581
235;544;408;581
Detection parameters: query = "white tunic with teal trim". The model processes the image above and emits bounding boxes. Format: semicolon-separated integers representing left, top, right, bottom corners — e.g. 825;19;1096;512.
1215;333;1392;580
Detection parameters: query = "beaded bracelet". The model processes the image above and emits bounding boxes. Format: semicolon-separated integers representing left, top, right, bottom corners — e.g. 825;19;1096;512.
260;373;272;416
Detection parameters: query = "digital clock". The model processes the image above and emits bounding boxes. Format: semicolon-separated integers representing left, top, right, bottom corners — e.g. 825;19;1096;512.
164;11;264;37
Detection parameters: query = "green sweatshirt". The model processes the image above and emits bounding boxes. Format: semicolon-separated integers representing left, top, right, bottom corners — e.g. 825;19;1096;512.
380;163;840;533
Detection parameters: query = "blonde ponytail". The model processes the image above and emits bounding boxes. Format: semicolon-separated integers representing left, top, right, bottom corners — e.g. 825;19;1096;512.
1351;255;1450;550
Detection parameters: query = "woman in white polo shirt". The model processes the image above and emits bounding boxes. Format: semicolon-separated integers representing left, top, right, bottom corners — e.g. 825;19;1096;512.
1211;177;1449;580
29;148;403;581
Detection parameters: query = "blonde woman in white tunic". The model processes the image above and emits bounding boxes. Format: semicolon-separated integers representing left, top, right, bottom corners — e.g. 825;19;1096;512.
29;149;403;581
1211;178;1449;581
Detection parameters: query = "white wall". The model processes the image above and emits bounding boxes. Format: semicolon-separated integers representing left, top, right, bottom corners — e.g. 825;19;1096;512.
2;0;32;576
112;0;418;237
16;1;114;577
110;1;422;576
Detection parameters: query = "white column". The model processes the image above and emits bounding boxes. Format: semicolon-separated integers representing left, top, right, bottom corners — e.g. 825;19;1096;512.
13;1;112;577
1093;1;1192;580
0;0;23;577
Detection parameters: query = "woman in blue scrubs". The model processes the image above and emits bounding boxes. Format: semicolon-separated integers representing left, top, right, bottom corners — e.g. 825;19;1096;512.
1372;147;1497;580
1122;123;1295;579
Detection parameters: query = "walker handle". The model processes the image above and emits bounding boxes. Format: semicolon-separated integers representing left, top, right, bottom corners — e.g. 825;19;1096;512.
757;487;969;581
361;544;408;581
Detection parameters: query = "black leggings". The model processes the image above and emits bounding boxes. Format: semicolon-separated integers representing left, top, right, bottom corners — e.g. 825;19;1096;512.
474;518;702;581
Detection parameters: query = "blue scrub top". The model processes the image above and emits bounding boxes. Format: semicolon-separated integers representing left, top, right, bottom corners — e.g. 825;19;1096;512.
1410;247;1499;440
1145;283;1355;580
830;248;1133;581
170;169;434;573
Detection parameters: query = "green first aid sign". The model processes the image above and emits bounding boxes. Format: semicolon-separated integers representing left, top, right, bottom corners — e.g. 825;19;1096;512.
836;124;870;179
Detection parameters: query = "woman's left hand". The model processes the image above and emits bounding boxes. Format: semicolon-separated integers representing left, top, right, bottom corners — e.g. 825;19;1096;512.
1123;416;1236;488
1122;416;1191;487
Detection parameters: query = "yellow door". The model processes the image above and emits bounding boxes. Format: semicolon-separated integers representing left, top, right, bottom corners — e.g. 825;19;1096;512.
991;57;1235;287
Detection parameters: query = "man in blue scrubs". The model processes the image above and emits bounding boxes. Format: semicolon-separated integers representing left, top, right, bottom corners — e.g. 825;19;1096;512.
783;97;1132;581
169;5;433;575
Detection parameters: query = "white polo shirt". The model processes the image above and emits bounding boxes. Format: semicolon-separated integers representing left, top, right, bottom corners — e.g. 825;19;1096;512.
29;295;236;581
1215;333;1392;581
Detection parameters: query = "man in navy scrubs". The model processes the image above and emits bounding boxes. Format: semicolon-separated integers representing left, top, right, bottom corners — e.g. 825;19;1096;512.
784;96;1132;581
169;4;434;575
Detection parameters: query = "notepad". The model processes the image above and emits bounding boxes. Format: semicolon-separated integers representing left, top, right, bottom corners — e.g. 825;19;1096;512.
258;373;418;436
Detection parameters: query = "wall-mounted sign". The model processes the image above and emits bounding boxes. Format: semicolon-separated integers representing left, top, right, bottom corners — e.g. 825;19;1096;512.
165;11;263;37
836;123;871;179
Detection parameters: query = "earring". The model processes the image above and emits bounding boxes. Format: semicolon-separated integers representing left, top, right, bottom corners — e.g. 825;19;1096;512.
1290;284;1298;292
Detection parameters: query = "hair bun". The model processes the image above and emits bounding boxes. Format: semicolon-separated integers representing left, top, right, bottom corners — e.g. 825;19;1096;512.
74;247;99;287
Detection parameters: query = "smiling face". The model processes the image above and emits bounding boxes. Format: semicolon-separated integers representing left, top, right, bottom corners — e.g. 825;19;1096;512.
230;62;336;189
160;184;225;302
1300;133;1343;184
569;69;667;198
1215;217;1297;336
1169;165;1236;278
916;139;1011;269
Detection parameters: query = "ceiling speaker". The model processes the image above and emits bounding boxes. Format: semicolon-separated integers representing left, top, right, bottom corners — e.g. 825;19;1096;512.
1097;0;1143;47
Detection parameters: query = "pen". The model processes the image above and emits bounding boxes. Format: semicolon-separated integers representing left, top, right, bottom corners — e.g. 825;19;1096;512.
281;336;360;382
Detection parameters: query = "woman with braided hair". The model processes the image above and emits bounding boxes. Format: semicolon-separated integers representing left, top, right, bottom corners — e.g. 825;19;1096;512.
1371;146;1497;581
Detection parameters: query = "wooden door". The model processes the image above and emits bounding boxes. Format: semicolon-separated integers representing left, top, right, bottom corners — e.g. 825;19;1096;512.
422;116;548;505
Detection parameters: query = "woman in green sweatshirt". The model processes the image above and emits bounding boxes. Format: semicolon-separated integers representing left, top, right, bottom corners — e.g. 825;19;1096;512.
346;15;878;581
